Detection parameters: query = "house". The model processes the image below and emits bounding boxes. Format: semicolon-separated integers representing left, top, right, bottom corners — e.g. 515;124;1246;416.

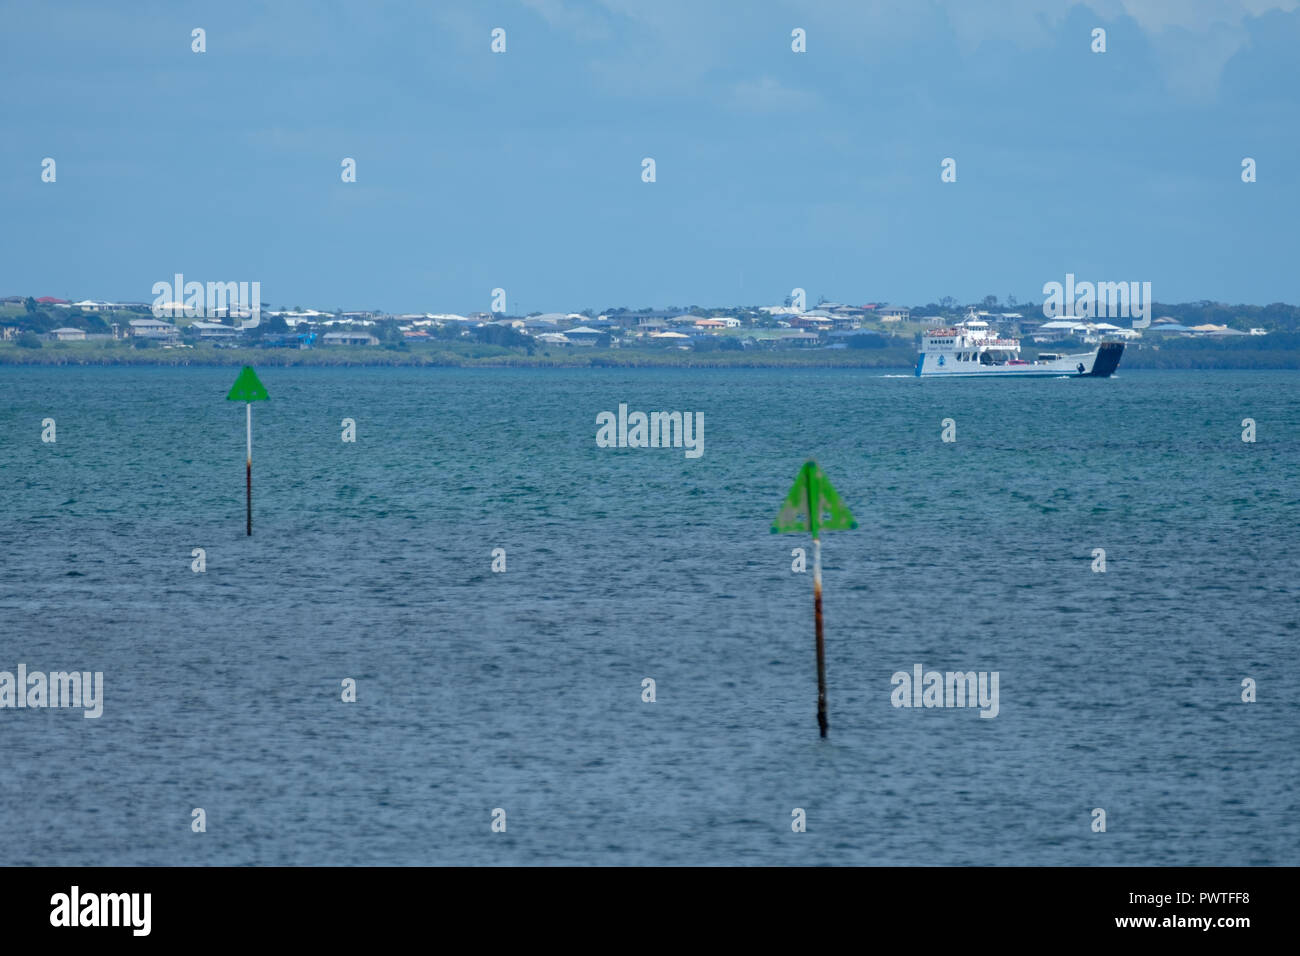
878;306;910;323
791;310;835;330
190;321;241;340
48;327;87;342
523;316;562;332
322;331;379;346
562;326;605;346
428;313;473;326
128;318;180;341
628;312;675;327
1032;319;1087;342
534;332;570;346
279;313;320;329
776;330;823;347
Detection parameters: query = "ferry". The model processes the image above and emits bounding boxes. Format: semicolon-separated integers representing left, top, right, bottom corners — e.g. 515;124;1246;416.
916;311;1123;378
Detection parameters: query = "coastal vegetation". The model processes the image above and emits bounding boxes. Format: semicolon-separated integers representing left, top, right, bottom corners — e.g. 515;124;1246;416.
4;297;1300;368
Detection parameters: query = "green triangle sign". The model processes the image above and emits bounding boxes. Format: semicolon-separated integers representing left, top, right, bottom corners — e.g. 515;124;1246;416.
226;366;269;402
771;460;857;535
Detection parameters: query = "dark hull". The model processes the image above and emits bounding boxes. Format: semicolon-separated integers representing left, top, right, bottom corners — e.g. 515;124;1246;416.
1087;341;1125;377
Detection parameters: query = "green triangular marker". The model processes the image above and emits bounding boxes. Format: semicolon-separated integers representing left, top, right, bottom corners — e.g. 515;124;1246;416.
771;460;857;739
226;365;269;402
771;461;857;535
226;366;268;536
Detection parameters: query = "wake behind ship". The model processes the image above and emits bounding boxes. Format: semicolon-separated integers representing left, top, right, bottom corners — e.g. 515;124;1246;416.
916;311;1124;378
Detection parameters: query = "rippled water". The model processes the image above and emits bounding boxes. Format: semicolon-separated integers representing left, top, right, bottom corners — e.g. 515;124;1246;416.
1;366;1296;865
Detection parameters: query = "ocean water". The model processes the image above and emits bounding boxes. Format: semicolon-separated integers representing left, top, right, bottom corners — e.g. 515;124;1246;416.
1;365;1296;866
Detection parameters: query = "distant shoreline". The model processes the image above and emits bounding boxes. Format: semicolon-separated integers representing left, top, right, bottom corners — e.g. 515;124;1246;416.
2;338;1300;371
2;344;1298;370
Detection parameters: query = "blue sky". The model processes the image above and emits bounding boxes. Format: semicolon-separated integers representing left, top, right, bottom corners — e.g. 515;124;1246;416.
3;0;1297;313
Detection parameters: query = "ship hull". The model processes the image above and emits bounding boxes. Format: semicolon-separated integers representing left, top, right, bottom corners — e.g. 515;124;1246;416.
916;342;1124;378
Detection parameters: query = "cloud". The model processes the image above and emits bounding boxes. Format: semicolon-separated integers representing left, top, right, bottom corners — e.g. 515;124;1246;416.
1103;0;1298;96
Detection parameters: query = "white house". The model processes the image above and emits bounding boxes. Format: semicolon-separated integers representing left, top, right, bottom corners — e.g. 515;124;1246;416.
49;327;87;341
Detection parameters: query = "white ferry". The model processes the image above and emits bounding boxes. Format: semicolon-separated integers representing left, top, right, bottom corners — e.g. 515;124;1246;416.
916;311;1123;378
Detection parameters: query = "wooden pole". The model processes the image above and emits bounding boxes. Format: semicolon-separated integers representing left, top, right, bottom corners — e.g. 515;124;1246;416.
805;464;828;737
246;402;252;536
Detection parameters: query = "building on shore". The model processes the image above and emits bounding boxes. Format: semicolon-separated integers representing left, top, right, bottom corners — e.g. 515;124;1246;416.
190;321;242;341
322;331;380;346
562;326;605;346
128;318;180;342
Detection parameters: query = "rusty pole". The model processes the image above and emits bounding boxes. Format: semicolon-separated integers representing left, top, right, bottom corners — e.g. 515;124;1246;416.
813;534;827;737
805;465;828;737
246;402;252;536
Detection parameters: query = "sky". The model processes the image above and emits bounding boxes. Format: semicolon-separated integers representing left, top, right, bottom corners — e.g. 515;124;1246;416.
2;0;1298;314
